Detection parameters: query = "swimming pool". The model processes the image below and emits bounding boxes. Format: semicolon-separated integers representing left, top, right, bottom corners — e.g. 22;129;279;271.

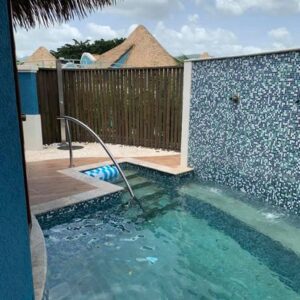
39;164;300;300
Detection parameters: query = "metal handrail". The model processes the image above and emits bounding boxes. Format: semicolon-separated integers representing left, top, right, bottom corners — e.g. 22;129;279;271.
57;116;136;201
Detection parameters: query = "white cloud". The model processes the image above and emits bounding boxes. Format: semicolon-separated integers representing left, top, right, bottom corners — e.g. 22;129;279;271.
127;24;139;35
15;23;140;58
15;24;82;58
268;27;290;40
105;0;184;19
188;14;200;23
268;27;293;50
197;0;300;15
85;23;139;41
87;23;122;39
154;21;262;57
271;42;288;50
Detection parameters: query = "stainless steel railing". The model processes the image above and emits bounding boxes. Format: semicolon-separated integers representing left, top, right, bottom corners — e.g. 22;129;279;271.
57;116;136;201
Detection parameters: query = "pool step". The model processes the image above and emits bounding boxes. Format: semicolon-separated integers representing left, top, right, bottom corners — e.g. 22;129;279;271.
113;170;139;183
119;176;152;190
135;185;165;201
128;194;180;222
179;183;300;257
141;198;180;220
141;190;166;202
119;174;178;213
121;180;180;220
111;171;139;185
144;193;177;210
123;169;139;178
122;183;165;203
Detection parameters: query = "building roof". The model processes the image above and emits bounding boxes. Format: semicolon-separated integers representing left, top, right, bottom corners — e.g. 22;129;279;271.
94;25;178;68
199;52;211;59
23;47;56;68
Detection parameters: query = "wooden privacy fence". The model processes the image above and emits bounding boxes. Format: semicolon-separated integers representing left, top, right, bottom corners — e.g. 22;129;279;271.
37;66;183;150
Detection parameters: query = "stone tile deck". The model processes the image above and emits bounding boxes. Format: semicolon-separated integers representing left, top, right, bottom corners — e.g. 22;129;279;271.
26;155;180;206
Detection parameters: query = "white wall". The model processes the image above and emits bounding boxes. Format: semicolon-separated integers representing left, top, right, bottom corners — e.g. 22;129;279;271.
22;115;43;150
180;61;192;168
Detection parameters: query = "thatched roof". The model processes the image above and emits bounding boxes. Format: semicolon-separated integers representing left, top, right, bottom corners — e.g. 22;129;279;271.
23;47;56;68
12;0;116;29
94;25;178;68
199;52;211;59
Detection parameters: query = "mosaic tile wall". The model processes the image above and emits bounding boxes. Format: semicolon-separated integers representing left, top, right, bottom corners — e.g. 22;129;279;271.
188;50;300;213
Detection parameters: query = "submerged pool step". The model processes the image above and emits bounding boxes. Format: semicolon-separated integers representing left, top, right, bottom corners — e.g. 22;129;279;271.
141;196;181;219
120;177;178;214
135;184;165;201
179;183;300;257
144;193;178;210
119;176;152;190
123;169;139;178
122;183;166;203
124;186;179;221
115;170;139;181
112;170;139;185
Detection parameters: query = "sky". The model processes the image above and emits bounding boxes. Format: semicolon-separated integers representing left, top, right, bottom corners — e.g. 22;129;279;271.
14;0;300;58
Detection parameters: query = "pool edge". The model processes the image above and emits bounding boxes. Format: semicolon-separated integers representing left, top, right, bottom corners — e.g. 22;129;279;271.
30;215;47;300
31;158;193;216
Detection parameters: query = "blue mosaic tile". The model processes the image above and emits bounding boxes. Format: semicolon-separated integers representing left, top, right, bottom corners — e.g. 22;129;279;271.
188;51;300;213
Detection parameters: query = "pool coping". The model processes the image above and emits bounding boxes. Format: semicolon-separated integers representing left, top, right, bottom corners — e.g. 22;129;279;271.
30;215;47;300
31;158;193;215
71;158;193;176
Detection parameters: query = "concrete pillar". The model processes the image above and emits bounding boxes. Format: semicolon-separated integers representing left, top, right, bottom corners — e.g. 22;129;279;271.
180;61;192;168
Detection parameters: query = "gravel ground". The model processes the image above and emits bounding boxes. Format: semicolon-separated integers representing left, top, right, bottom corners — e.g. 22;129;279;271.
25;142;179;162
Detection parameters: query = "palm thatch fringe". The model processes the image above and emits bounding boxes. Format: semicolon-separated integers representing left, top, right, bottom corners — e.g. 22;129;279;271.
11;0;116;29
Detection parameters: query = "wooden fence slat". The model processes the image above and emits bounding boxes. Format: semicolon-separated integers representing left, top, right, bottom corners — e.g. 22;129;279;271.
99;69;104;139
133;69;137;146
128;69;132;145
155;68;161;148
112;70;117;144
174;68;178;149
141;69;145;146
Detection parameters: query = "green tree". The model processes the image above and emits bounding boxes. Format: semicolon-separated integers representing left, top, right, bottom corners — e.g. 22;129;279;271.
51;38;125;59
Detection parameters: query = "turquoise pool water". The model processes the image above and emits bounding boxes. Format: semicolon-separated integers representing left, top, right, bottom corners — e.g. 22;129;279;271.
40;166;300;300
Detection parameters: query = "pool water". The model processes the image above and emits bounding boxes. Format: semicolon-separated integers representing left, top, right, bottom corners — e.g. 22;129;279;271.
40;166;300;300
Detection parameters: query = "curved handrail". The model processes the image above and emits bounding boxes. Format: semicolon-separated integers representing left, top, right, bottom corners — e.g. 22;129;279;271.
57;116;136;201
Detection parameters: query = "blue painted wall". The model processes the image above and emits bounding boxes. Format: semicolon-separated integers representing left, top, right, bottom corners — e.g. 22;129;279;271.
188;51;300;213
18;71;39;115
0;1;34;299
